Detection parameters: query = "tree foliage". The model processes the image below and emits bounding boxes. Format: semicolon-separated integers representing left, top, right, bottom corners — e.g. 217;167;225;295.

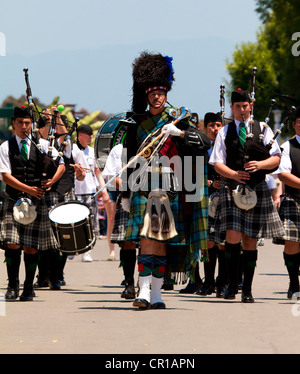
226;0;300;133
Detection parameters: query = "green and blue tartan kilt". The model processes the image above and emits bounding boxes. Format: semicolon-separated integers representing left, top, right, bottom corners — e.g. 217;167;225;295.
125;189;209;280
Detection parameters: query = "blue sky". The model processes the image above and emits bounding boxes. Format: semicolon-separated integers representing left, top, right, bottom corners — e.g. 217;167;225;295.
0;0;262;118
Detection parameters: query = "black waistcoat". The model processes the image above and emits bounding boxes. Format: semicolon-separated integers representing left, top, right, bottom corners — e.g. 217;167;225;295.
7;137;42;200
285;137;300;200
225;120;264;188
51;139;75;196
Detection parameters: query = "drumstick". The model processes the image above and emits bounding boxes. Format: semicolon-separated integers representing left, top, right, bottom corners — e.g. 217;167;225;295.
70;164;91;171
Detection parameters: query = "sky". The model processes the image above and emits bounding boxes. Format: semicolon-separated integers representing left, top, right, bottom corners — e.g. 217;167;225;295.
0;0;262;119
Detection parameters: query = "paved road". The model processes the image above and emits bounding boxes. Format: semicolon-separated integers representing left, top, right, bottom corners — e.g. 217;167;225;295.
0;237;299;355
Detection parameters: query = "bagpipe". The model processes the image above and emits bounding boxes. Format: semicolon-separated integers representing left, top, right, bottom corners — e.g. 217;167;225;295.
233;67;296;210
92;107;192;201
23;68;80;182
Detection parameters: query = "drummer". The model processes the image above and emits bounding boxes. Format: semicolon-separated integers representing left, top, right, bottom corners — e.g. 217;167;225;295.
73;124;110;261
35;108;87;289
0;106;65;301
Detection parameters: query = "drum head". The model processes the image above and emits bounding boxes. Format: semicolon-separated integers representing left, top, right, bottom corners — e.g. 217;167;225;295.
49;201;90;225
94;111;128;170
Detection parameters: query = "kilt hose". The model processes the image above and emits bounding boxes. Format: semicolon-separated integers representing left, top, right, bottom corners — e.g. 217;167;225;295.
214;180;285;239
0;196;58;251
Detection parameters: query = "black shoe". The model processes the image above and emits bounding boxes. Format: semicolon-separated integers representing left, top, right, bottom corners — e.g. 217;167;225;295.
33;279;49;288
287;284;300;299
20;288;34;301
216;285;226;298
5;287;19;300
49;282;61;290
241;291;255;303
132;298;151;309
161;283;174;291
151;302;166;309
121;285;136;299
196;283;215;296
179;281;202;294
224;287;236;300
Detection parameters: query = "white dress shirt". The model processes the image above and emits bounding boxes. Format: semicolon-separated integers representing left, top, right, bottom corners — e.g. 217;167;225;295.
275;134;300;174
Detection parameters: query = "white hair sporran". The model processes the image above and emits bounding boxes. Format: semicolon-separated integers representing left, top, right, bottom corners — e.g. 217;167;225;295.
13;197;37;225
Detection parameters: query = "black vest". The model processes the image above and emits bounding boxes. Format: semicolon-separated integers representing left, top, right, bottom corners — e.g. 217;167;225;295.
285;137;300;200
7;137;42;200
225;120;265;188
51;139;75;196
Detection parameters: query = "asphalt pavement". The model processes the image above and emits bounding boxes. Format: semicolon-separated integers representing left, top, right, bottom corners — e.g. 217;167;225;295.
0;237;299;356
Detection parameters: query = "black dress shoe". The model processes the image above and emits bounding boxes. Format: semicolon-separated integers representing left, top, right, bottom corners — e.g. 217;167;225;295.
287;285;300;299
49;282;61;290
224;287;236;300
5;287;19;300
241;291;255;303
151;302;166;309
216;286;226;298
161;283;174;291
132;298;151;309
20;289;34;301
196;283;215;296
179;281;202;294
121;285;136;299
33;279;49;288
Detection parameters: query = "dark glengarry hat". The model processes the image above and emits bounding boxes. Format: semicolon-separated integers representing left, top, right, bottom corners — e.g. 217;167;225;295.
77;124;93;135
204;112;222;126
12;106;32;120
131;51;175;113
294;106;300;120
231;88;251;104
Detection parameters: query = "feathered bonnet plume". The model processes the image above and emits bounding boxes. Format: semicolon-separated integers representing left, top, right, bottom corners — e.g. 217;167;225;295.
131;51;175;113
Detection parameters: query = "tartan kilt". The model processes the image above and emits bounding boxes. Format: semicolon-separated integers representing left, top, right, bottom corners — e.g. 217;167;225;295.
276;195;300;243
110;194;130;245
207;214;225;245
0;196;59;251
214;180;285;239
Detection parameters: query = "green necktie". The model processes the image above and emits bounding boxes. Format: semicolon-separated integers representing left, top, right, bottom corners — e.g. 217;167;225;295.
239;122;246;148
20;139;28;161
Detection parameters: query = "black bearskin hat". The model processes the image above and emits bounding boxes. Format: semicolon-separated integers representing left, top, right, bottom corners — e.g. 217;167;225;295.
131;51;175;113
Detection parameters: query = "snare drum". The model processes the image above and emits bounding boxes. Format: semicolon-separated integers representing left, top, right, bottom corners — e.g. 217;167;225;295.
94;111;128;170
49;200;96;255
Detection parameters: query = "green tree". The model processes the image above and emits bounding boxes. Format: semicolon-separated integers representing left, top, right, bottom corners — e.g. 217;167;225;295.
226;0;300;132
